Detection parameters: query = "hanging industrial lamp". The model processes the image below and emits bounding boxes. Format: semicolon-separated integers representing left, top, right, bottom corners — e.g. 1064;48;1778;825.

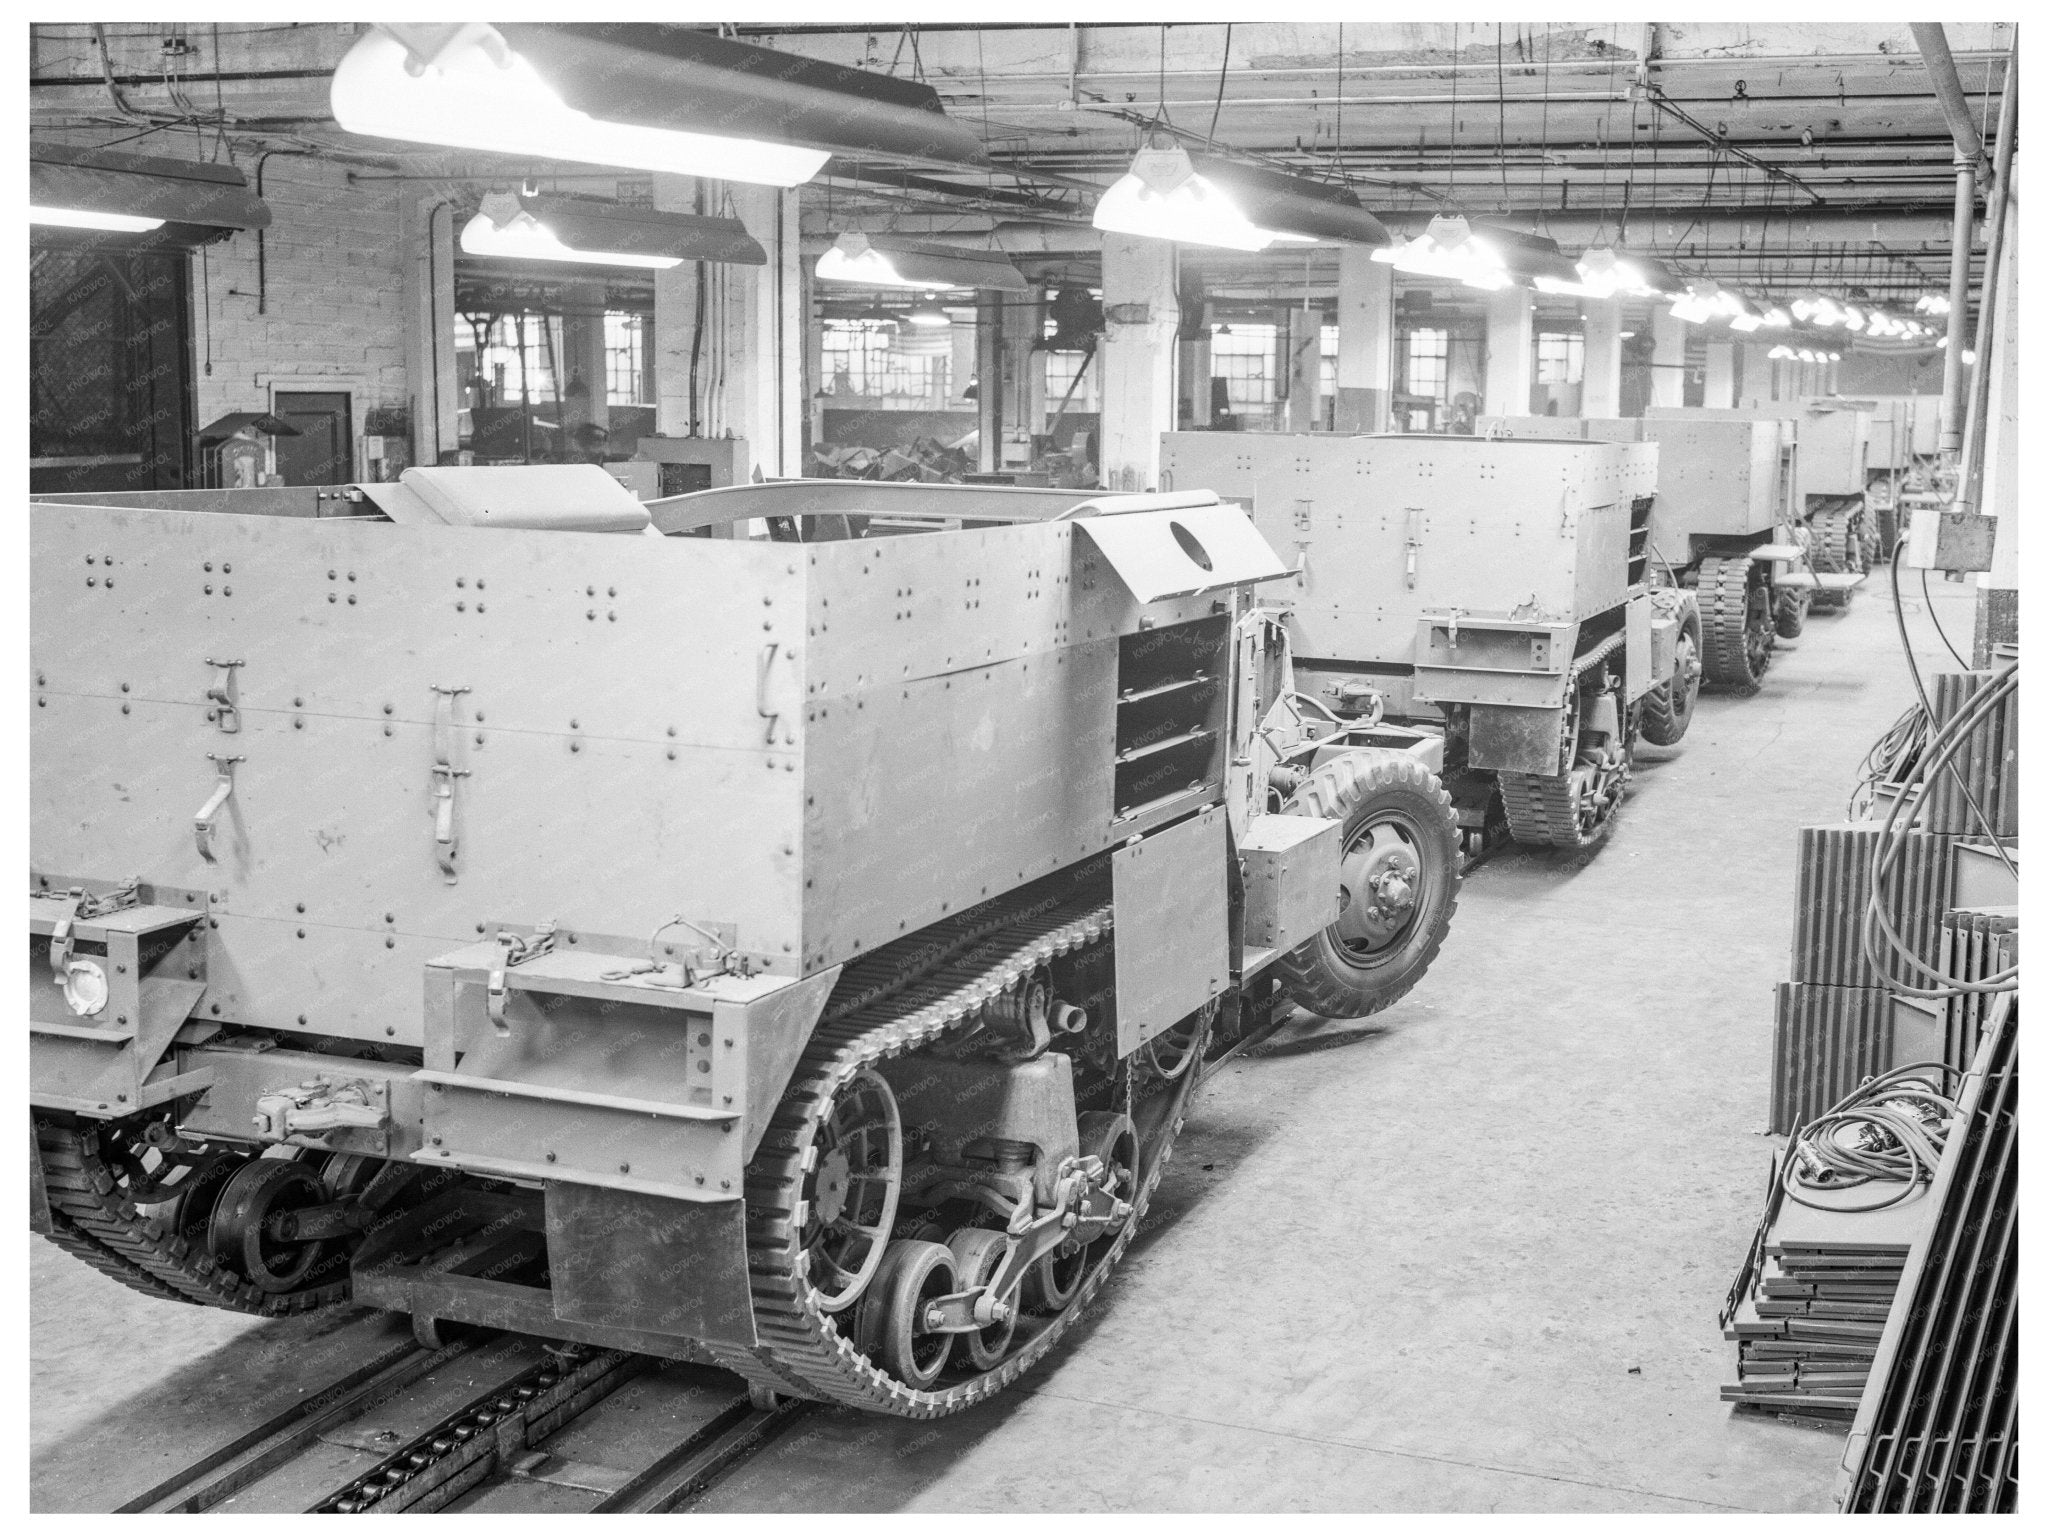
331;23;991;184
458;190;766;270
30;140;270;244
815;233;1027;292
1091;139;1387;251
906;293;953;328
1372;214;1512;291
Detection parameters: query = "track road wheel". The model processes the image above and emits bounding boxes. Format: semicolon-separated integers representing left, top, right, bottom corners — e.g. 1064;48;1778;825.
944;1228;1017;1371
1641;589;1703;746
1272;749;1460;1020
1698;554;1773;695
867;1239;956;1391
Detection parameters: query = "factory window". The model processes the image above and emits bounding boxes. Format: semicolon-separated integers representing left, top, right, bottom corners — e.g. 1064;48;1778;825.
1536;332;1585;385
1044;348;1100;413
819;318;949;409
605;313;649;406
1319;324;1339;401
1404;328;1450;400
1210;322;1280;429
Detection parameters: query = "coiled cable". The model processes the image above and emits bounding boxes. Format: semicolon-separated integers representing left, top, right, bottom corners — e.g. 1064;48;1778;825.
1783;1063;1963;1213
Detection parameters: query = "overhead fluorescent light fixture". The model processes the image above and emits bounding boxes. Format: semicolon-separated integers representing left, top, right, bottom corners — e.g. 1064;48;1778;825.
332;23;991;185
29;206;164;232
1667;282;1726;324
1091;141;1387;252
1373;214;1512;291
459;191;765;270
906;294;952;328
1565;243;1671;299
1093;142;1273;251
1914;293;1952;316
30;140;269;245
815;233;1027;292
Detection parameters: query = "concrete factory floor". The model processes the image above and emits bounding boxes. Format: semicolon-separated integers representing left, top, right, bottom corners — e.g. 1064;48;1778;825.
31;567;1985;1514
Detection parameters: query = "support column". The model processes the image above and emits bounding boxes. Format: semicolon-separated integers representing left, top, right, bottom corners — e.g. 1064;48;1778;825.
1580;299;1623;418
1335;247;1394;432
558;281;610;453
1738;343;1775;408
1284;304;1321;432
401;195;458;466
1097;235;1179;492
1180;332;1212;426
652;174;705;439
1483;287;1534;417
1975;218;2018;660
1648;309;1687;410
975;293;1003;474
1003;285;1047;459
1703;342;1735;408
724;184;802;479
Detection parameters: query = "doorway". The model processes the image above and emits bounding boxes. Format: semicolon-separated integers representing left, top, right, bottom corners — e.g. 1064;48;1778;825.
273;390;353;484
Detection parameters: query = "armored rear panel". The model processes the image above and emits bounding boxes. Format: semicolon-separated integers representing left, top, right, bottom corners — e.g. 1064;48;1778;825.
1789;403;1872;497
1471;416;1589;441
1160;433;1654;666
1630;416;1786;548
32;505;807;1050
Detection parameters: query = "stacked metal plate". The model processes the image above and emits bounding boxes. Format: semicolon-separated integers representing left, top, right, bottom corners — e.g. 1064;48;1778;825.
1721;1169;1936;1422
1770;824;1964;1133
1790;824;1962;989
1939;906;2018;1069
1919;670;2019;837
1770;983;1892;1136
1838;999;2017;1512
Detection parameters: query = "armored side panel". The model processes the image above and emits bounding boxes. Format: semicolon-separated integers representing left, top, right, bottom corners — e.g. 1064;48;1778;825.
1631;415;1786;552
1160;433;1655;671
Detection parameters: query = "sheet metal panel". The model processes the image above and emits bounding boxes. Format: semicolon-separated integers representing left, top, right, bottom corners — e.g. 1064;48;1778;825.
1770;982;1894;1135
1790;824;1964;991
1159;432;1649;667
31;506;805;1047
1111;807;1228;1054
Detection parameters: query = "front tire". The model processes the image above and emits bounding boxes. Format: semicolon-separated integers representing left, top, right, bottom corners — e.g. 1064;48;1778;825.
1642;590;1703;745
1272;750;1460;1020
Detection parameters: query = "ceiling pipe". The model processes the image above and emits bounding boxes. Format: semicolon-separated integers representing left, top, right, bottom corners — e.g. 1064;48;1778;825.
1914;23;1987;451
1909;24;1989;165
1959;43;2017;510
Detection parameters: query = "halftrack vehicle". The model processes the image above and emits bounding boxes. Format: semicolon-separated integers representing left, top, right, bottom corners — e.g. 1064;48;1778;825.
29;470;1461;1417
1160;432;1688;852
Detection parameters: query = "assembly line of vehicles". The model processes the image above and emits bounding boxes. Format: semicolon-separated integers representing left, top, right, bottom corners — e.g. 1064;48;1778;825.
28;418;1861;1415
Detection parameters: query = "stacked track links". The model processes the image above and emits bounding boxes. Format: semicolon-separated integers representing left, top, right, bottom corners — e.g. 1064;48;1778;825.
705;894;1207;1418
1699;553;1771;694
34;1119;348;1316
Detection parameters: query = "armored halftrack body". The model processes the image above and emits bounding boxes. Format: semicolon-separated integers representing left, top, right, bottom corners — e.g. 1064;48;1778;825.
29;469;1461;1416
1161;432;1685;851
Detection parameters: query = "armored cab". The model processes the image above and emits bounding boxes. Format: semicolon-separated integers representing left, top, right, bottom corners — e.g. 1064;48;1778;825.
1161;432;1680;851
30;470;1462;1417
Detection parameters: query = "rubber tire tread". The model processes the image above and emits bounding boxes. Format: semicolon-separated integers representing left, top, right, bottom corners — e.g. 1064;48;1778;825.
1640;590;1702;746
33;1118;349;1317
1271;750;1460;1020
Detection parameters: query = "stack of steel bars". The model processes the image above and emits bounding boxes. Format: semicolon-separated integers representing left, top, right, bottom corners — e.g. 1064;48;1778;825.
1837;996;2017;1511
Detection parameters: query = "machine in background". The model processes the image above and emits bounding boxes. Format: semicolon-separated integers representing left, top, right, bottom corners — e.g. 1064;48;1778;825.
28;468;1462;1418
1161;432;1688;852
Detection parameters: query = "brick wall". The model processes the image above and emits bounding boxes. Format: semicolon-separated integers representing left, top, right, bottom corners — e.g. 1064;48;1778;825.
34;129;418;477
189;153;410;446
